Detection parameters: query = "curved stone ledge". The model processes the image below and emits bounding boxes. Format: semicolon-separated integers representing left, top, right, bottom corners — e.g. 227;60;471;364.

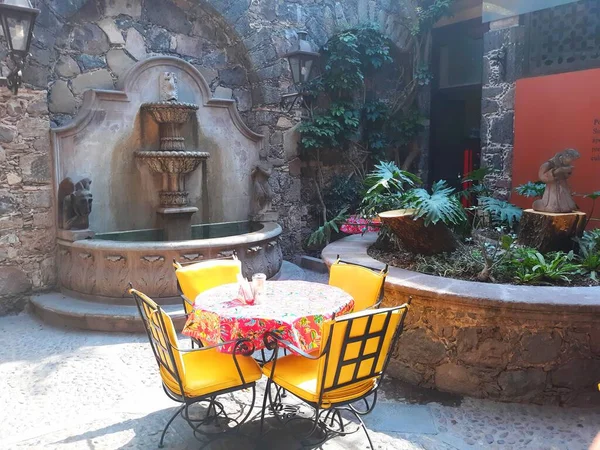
58;222;283;304
323;233;600;406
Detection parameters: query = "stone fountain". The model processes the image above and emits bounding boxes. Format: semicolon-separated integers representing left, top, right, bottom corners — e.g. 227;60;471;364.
135;72;209;240
43;57;283;329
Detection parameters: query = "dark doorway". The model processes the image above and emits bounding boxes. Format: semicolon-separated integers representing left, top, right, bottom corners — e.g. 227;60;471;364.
429;19;487;190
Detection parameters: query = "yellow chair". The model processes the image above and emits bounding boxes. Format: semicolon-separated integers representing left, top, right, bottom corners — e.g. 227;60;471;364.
173;254;242;347
329;255;389;311
130;287;262;448
259;303;409;448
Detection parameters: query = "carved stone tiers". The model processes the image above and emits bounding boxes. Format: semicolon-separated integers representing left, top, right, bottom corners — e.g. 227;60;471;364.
135;78;209;230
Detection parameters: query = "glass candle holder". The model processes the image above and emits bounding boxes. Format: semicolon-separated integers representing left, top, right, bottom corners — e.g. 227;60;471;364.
252;273;267;300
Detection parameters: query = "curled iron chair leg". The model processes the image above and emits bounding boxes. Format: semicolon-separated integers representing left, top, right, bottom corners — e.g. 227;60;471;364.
348;407;374;450
159;404;185;448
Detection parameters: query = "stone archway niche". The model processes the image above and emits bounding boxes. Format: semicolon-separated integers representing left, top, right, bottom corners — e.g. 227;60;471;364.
51;57;283;303
52;56;263;232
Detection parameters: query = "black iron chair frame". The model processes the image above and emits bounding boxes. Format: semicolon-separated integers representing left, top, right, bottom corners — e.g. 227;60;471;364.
334;254;389;309
259;303;409;449
130;287;258;448
172;252;239;349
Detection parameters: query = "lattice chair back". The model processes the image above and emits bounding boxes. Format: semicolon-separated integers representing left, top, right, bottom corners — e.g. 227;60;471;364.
130;288;186;397
316;305;407;406
329;256;389;311
173;254;241;315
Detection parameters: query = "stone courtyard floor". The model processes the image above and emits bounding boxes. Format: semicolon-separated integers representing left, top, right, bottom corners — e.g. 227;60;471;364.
2;312;600;450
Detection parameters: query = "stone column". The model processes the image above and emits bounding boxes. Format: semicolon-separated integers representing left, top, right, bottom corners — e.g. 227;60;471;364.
480;16;526;199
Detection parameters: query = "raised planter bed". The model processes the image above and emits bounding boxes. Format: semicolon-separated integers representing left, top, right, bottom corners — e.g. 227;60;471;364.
322;233;600;406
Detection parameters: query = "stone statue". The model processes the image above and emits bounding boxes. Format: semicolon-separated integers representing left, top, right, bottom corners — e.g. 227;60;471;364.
58;177;93;230
251;162;274;217
532;149;580;213
159;72;178;102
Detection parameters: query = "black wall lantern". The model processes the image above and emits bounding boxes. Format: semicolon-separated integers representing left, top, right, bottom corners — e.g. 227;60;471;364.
281;31;320;112
0;0;39;94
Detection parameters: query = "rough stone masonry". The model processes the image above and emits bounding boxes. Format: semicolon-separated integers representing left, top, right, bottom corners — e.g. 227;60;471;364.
0;89;54;314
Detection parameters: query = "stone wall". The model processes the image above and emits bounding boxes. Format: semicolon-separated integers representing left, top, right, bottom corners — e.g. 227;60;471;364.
479;17;525;200
26;0;416;260
0;89;53;315
323;234;600;407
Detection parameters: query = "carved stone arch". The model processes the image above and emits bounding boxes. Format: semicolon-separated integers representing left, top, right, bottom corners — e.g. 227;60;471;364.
52;55;265;234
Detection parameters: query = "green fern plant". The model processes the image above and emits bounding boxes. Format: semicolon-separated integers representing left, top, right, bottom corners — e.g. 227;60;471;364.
364;161;421;195
360;161;421;218
575;229;600;280
511;248;580;284
404;181;467;227
515;181;545;198
478;196;522;229
307;208;349;247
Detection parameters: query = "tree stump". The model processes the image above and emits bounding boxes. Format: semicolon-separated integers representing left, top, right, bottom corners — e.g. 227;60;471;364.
379;209;457;255
518;209;586;253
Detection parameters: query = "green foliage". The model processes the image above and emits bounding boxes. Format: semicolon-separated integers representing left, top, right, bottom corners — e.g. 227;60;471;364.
404;180;467;227
515;181;545;198
386;108;426;150
414;245;484;278
412;0;454;36
323;175;363;219
585;191;600;200
478;196;523;229
307;207;349;247
575;229;600;280
510;248;581;284
364;161;421;194
359;161;420;218
298;102;360;150
321;25;393;92
460;167;494;198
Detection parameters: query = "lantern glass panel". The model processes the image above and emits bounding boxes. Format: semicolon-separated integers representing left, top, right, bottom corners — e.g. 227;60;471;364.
287;54;301;85
6;15;28;52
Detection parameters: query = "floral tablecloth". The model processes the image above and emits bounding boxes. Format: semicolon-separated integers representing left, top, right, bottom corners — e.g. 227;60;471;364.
182;280;354;353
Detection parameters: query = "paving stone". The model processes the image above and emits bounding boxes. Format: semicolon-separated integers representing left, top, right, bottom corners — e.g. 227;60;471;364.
363;403;437;434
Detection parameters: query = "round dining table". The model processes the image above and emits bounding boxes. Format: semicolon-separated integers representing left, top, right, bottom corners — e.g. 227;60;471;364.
182;280;355;354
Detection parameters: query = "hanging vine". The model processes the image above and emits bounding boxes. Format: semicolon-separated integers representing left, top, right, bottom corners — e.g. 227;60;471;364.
301;1;454;246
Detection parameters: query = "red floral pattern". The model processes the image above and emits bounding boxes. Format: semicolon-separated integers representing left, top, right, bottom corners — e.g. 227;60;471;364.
182;280;354;354
340;215;381;234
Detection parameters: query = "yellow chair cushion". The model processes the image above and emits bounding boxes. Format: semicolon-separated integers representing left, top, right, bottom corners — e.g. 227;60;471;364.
175;259;242;314
329;263;385;311
262;307;404;408
262;354;374;408
133;288;261;399
161;348;262;399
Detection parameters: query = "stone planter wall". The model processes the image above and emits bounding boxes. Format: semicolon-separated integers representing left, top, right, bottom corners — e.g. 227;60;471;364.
323;233;600;406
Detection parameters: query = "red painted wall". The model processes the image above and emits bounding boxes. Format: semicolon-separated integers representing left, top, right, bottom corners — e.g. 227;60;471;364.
512;68;600;225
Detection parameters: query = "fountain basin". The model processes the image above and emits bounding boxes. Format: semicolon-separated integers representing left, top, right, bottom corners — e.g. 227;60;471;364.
141;101;199;123
57;221;283;304
134;150;210;173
